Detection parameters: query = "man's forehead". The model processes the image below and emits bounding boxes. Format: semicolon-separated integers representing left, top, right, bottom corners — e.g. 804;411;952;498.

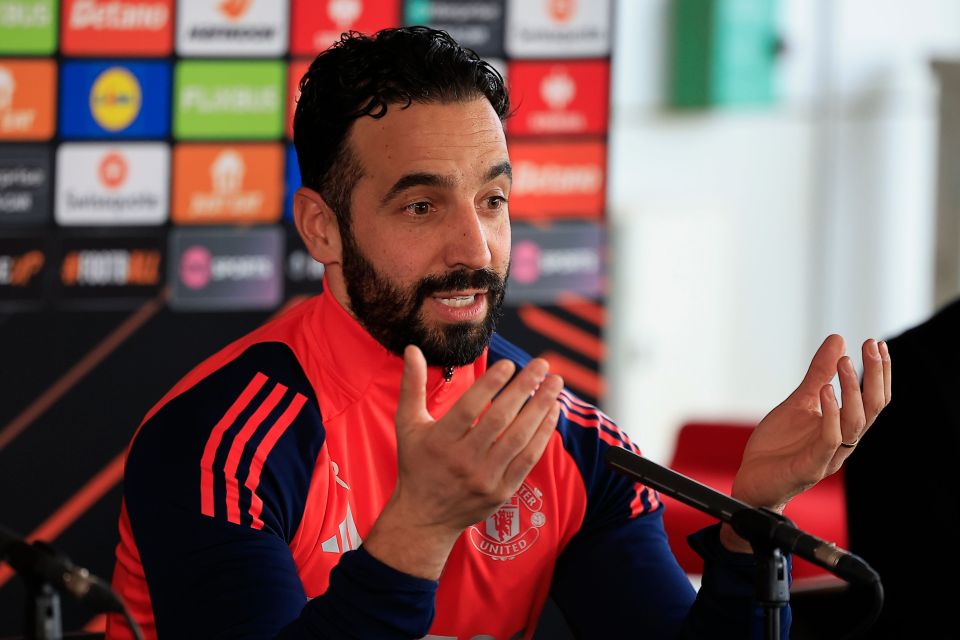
348;99;509;184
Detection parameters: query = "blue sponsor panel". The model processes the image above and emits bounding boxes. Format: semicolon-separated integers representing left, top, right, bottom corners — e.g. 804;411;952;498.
59;60;171;139
284;143;300;224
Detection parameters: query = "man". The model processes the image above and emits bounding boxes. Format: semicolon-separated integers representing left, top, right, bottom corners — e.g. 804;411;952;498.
844;297;957;639
106;27;891;639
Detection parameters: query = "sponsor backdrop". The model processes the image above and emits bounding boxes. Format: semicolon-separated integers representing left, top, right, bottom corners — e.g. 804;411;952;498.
0;0;612;635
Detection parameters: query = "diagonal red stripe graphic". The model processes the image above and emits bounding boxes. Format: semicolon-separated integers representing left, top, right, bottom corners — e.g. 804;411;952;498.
540;350;605;400
223;382;288;525
518;305;604;362
200;373;269;518
556;292;606;327
0;289;168;452
0;451;126;590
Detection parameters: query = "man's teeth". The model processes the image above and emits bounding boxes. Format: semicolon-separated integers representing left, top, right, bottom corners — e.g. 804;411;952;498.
437;295;476;308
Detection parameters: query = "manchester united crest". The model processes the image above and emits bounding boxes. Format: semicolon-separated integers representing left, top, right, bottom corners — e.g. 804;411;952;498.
469;481;546;560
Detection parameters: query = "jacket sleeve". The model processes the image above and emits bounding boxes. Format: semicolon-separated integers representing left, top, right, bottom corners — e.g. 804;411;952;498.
123;342;437;639
548;389;792;639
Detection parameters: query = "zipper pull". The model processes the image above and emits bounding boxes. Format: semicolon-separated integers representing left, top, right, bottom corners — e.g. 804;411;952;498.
443;366;454;382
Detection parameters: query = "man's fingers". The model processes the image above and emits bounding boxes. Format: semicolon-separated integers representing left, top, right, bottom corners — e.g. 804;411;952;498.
820;383;842;448
486;374;563;467
860;339;887;424
396;345;429;426
879;340;892;404
837;355;866;444
442;358;518;436
468;358;550;445
502;390;563;490
794;334;846;400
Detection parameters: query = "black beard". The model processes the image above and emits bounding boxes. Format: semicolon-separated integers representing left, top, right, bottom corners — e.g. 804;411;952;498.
339;226;507;368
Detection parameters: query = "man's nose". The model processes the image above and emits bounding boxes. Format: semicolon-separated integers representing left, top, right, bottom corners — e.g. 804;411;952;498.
443;202;492;271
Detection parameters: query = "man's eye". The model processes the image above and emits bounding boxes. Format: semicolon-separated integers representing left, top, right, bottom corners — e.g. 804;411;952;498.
404;202;432;216
485;196;507;210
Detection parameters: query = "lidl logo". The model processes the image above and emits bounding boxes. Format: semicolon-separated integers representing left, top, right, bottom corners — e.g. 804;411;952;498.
60;60;171;138
172;143;283;224
508;61;609;136
290;0;398;55
0;0;58;54
505;0;610;58
0;59;56;140
177;0;289;57
56;142;170;225
89;67;141;132
62;0;173;55
174;60;284;139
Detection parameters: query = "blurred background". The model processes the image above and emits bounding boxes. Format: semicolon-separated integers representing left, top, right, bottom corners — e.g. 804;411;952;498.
1;0;957;637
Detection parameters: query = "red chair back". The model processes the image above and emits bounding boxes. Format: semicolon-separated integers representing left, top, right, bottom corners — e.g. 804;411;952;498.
661;421;848;586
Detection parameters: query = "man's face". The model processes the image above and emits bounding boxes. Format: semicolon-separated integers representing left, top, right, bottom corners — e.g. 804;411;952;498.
328;98;512;368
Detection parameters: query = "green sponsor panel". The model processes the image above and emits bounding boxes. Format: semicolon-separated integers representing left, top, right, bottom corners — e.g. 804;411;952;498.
670;0;778;108
174;60;285;140
0;0;58;54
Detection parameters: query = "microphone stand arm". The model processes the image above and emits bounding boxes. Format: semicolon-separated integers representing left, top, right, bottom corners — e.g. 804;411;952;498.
605;447;819;640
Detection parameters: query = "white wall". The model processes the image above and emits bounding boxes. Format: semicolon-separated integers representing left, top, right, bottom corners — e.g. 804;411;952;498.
605;0;960;463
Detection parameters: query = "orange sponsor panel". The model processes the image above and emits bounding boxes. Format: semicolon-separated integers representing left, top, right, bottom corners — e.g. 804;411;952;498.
172;143;284;225
0;59;57;141
61;0;174;56
507;140;607;221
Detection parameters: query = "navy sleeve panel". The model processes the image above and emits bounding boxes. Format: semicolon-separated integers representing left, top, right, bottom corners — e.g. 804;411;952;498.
281;548;437;639
125;342;437;639
687;525;792;639
551;508;697;639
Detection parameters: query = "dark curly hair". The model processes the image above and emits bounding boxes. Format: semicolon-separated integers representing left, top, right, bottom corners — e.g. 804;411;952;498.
293;26;510;226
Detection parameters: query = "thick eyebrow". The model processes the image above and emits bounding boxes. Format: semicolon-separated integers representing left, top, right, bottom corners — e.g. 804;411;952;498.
485;161;512;184
379;161;513;207
380;172;455;207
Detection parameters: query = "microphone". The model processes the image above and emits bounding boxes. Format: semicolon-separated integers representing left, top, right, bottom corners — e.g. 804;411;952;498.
0;525;124;613
728;505;878;585
603;447;880;585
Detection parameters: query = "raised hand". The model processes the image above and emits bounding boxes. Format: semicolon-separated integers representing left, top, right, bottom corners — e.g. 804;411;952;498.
721;335;891;551
363;345;563;579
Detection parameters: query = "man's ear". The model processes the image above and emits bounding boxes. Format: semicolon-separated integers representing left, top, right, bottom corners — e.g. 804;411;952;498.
293;186;342;265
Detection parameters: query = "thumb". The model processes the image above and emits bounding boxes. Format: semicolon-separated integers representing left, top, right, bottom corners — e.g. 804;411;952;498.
793;334;846;400
396;344;429;427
